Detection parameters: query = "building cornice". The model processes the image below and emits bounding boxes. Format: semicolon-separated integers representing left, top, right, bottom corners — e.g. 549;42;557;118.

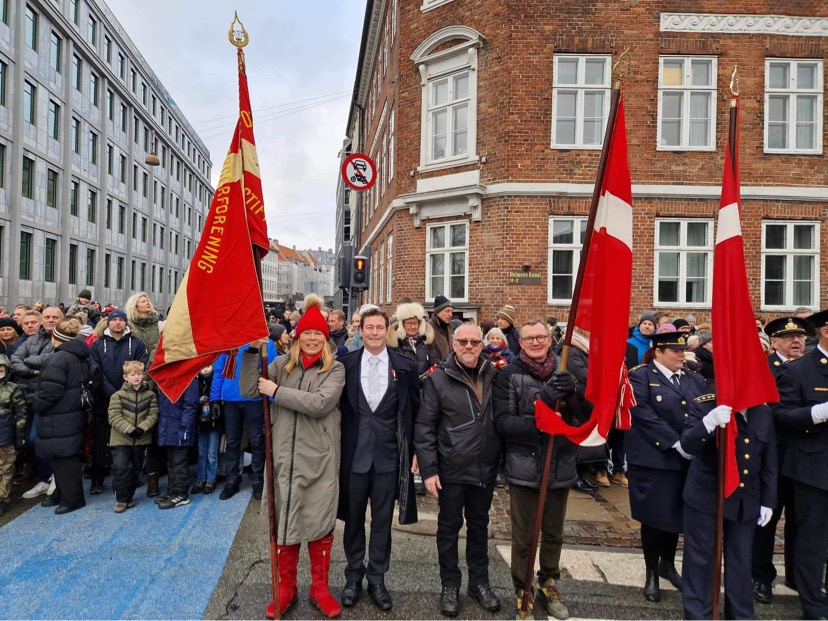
660;13;828;37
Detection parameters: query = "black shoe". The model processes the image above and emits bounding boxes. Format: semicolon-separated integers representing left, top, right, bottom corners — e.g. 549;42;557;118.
154;495;169;505
468;583;501;612
341;581;362;607
89;482;104;495
367;582;393;611
157;495;191;510
644;570;661;602
190;481;206;495
753;580;773;605
252;481;263;500
219;483;239;500
572;477;594;493
440;586;460;617
55;503;85;515
203;482;216;495
40;495;59;508
658;560;682;590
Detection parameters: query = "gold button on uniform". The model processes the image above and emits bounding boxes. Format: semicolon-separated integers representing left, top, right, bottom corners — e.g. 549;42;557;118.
681;401;686;405
744;439;750;444
739;483;745;488
745;454;750;460
743;469;749;475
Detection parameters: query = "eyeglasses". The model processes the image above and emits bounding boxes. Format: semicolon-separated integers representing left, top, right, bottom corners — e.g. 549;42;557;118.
455;339;483;348
520;335;549;344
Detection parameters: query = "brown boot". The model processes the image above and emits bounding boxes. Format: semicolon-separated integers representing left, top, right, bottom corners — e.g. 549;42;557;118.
146;473;160;497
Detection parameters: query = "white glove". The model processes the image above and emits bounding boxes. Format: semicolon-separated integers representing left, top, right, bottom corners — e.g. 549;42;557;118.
673;441;692;460
811;402;828;424
757;506;773;527
703;405;733;433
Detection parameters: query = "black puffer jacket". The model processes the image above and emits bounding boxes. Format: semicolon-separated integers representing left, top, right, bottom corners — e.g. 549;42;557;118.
493;357;585;490
9;327;54;396
416;354;502;486
30;338;93;459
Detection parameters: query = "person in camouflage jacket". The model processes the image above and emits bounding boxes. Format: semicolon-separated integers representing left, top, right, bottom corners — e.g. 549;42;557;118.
0;354;28;515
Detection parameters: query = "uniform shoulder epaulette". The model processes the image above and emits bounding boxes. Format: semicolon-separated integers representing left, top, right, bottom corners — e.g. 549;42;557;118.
630;363;646;372
693;393;717;404
784;354;805;364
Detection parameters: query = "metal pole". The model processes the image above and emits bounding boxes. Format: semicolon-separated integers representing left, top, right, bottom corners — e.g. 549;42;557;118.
518;84;623;617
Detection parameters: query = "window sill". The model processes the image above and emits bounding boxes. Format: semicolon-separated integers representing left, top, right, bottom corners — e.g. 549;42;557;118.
763;148;824;156
421;0;456;12
550;144;603;151
418;155;479;174
656;145;716;153
653;303;712;309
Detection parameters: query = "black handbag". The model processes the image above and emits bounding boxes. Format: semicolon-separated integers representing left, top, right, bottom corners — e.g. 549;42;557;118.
80;363;96;411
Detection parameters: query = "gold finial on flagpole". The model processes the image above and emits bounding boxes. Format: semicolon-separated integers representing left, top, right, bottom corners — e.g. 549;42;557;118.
612;47;631;85
228;11;249;48
730;66;739;97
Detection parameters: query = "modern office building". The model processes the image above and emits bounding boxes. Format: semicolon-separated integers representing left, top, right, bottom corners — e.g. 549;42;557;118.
0;0;213;310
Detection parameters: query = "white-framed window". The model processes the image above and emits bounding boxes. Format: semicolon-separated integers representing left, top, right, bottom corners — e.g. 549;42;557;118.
386;234;393;304
388;107;395;182
421;0;456;11
547;217;587;304
426;221;468;302
413;28;481;172
764;58;823;154
380;131;387;195
378;240;385;306
391;0;397;39
658;56;717;150
654;219;714;307
761;221;819;310
552;54;611;149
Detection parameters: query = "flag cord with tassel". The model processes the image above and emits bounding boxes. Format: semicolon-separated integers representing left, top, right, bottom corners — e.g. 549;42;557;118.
518;82;623;617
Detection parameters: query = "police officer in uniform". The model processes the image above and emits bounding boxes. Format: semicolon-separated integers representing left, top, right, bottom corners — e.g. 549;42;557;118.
752;316;808;604
627;331;706;602
773;309;828;620
680;394;777;619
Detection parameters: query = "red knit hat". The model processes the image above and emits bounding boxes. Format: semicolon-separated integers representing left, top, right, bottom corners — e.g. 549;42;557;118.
295;294;330;339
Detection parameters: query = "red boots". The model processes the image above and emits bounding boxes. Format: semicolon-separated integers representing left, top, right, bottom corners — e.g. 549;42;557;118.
265;544;300;619
308;534;342;619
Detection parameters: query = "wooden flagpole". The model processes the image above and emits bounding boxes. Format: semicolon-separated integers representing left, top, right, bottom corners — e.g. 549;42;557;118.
518;82;623;617
229;15;281;619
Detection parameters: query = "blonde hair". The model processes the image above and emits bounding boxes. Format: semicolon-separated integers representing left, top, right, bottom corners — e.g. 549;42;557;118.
123;360;145;375
124;292;157;323
284;339;335;375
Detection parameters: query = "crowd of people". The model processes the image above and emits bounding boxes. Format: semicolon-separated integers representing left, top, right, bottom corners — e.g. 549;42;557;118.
0;289;825;620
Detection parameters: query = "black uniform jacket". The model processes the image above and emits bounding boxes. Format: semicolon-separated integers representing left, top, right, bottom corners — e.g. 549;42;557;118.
681;395;777;522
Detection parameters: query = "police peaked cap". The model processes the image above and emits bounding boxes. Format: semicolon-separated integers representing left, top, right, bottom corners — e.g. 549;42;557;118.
764;316;808;338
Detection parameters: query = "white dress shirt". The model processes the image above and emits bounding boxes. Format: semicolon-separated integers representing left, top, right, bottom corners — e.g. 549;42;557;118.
360;347;389;412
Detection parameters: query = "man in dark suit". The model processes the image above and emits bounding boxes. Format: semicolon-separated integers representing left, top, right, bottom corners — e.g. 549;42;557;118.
752;316;808;604
681;395;777;619
773;309;828;620
337;307;419;612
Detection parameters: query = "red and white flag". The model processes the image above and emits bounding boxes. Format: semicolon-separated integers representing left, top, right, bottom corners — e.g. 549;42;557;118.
536;93;634;445
712;102;779;496
149;49;269;402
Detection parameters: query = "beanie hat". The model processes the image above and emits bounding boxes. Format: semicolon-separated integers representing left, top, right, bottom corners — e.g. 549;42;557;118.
656;323;677;334
672;318;689;330
639;312;657;327
697;329;712;348
78;289;92;300
0;354;9;369
0;317;22;335
685;314;696;323
496;304;517;326
269;323;286;342
107;309;128;324
295;294;329;339
432;295;453;314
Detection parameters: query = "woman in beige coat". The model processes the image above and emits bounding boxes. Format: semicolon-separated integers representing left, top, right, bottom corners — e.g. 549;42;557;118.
240;294;345;620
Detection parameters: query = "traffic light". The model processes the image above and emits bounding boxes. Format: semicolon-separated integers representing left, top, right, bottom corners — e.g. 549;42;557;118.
337;245;354;291
351;255;369;290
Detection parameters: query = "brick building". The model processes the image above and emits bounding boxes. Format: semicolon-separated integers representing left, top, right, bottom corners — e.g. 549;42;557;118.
336;1;828;327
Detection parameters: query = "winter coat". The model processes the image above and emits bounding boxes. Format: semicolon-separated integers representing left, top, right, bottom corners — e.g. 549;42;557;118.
330;327;349;348
240;349;345;546
90;328;149;399
501;324;521;356
428;314;454;361
5;334;27;358
108;381;159;446
694;347;716;392
30;338;93;460
157;379;198;447
211;341;277;403
9;328;54;396
346;330;363;352
416;353;502;486
338;347;420;525
493;356;585;490
387;321;439;377
626;327;651;364
0;366;27;447
128;313;160;362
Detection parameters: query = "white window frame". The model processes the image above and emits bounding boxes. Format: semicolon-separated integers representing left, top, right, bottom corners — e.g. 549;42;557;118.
764;58;824;155
657;55;717;151
547;216;587;304
378;240;385;306
386;234;393;304
388;107;395;182
551;54;611;150
421;0;457;11
653;218;714;308
760;220;820;311
413;29;481;173
425;220;469;303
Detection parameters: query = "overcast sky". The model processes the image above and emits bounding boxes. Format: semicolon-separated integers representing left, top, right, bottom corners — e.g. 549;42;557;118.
106;0;363;252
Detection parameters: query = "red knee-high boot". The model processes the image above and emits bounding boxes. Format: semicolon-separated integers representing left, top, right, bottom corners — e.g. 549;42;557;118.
265;543;300;619
308;534;341;618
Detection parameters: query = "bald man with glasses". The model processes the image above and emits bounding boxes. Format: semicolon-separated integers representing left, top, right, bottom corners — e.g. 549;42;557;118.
416;323;504;617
